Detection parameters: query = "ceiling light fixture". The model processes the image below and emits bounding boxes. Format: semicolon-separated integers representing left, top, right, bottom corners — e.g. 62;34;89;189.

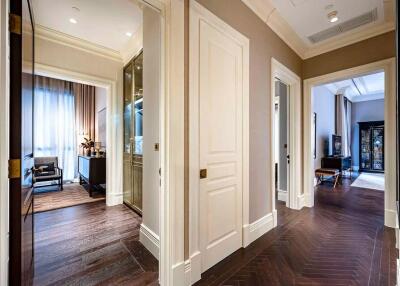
328;11;339;23
126;32;132;37
69;18;77;24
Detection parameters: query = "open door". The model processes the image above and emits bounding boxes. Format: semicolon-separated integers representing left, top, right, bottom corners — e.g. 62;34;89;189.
9;0;35;285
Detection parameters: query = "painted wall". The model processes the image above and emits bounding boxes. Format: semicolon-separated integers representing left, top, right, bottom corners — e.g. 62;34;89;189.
94;86;107;145
303;31;396;79
351;99;385;169
195;0;302;223
312;86;336;170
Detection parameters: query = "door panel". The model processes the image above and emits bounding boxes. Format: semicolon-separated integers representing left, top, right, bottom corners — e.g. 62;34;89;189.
199;20;243;271
9;0;35;285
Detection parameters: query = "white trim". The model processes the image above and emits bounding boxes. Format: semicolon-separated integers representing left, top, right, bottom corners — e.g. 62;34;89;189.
35;25;123;63
183;251;201;286
270;58;303;211
140;223;160;260
303;58;397;228
243;212;276;247
277;190;287;202
240;0;395;60
0;1;9;284
34;63;123;207
188;0;250;276
160;0;185;285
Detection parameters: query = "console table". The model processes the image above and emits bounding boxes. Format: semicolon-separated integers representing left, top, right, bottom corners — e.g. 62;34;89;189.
78;156;106;196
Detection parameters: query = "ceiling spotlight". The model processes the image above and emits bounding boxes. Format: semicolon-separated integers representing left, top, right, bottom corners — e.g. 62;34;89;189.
126;32;132;37
69;18;77;24
328;11;338;23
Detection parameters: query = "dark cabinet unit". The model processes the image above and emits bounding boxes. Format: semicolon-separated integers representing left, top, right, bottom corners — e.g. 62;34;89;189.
359;121;384;173
78;156;106;196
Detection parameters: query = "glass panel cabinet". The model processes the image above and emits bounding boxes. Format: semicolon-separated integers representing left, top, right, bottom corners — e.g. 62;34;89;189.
359;121;384;173
123;51;143;214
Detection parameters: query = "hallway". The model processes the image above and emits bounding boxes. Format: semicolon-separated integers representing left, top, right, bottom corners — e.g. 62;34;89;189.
196;177;397;285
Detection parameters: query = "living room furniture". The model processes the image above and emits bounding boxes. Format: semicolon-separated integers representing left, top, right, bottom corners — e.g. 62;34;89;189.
321;156;352;177
33;156;63;190
315;168;340;188
359;121;384;173
78;155;106;197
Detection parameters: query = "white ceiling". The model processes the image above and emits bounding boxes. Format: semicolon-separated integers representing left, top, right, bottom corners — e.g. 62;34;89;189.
32;0;142;52
270;0;384;45
323;71;385;102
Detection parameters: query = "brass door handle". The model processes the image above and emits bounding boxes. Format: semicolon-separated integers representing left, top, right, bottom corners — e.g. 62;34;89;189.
200;169;207;179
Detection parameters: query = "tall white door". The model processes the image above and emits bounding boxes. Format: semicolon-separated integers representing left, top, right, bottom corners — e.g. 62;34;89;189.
197;15;245;271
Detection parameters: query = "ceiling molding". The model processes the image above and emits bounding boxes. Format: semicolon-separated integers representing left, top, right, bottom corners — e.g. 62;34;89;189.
35;25;123;63
241;0;395;60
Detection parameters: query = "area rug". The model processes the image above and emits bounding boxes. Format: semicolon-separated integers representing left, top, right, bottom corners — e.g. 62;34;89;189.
34;184;105;213
351;173;385;191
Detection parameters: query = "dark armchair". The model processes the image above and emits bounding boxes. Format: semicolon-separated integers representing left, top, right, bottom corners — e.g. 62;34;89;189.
33;157;63;190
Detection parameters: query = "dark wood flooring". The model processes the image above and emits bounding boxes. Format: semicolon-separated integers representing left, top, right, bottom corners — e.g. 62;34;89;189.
33;201;158;286
195;176;398;286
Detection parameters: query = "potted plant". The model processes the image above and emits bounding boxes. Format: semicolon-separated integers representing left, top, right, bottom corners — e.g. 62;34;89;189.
81;138;95;156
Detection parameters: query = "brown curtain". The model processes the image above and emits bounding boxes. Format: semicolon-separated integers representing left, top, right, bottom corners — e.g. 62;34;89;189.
74;83;96;140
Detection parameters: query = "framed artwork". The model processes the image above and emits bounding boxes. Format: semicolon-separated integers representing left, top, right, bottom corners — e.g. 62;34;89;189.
312;112;317;159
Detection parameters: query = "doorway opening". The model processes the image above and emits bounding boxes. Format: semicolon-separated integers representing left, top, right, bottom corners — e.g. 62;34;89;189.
303;59;396;228
274;79;290;209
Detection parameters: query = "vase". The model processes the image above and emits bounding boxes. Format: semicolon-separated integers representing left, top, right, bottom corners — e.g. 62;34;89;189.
85;149;91;156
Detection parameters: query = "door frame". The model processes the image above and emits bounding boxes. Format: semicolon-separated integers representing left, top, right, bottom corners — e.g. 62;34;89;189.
303;58;397;228
270;58;302;212
33;63;120;206
188;0;249;283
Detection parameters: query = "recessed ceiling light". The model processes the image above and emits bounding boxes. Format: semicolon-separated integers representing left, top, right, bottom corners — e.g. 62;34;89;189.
69;18;77;24
126;32;132;37
328;11;339;23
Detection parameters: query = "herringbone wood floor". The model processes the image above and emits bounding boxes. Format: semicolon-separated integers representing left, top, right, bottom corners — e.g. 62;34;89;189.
195;176;397;286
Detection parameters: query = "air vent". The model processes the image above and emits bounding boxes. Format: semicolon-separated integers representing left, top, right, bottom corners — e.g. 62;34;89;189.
308;8;378;44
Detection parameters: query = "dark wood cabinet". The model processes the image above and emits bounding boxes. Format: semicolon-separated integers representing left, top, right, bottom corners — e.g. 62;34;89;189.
359;121;384;173
78;156;106;196
321;156;352;173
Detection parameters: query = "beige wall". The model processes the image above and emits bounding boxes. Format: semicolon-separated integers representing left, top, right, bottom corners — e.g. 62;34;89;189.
303;31;396;79
194;0;302;223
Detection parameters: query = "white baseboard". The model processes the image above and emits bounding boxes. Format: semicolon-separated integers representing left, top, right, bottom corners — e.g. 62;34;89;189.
277;190;287;202
139;223;160;260
106;192;123;206
297;194;305;210
243;212;276;247
384;209;397;228
184;251;201;285
172;261;185;286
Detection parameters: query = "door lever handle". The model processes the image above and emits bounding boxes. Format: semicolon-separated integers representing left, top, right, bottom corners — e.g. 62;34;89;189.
200;169;207;179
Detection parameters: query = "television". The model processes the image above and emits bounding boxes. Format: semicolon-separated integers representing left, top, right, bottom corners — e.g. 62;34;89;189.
332;135;342;156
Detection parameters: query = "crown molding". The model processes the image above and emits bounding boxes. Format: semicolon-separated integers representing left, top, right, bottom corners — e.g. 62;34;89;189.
35;25;123;63
241;0;395;60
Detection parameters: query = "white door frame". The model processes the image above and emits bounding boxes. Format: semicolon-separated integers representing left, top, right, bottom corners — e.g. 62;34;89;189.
270;58;303;212
303;58;397;228
188;0;249;284
33;63;122;207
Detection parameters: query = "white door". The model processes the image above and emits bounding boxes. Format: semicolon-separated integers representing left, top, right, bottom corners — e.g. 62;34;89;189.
198;15;245;271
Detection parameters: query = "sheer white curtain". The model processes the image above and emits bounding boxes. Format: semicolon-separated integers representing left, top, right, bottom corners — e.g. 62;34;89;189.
335;94;352;157
34;76;77;181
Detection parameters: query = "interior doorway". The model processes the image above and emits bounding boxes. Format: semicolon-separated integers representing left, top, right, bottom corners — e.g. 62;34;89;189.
303;59;397;228
274;79;290;208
